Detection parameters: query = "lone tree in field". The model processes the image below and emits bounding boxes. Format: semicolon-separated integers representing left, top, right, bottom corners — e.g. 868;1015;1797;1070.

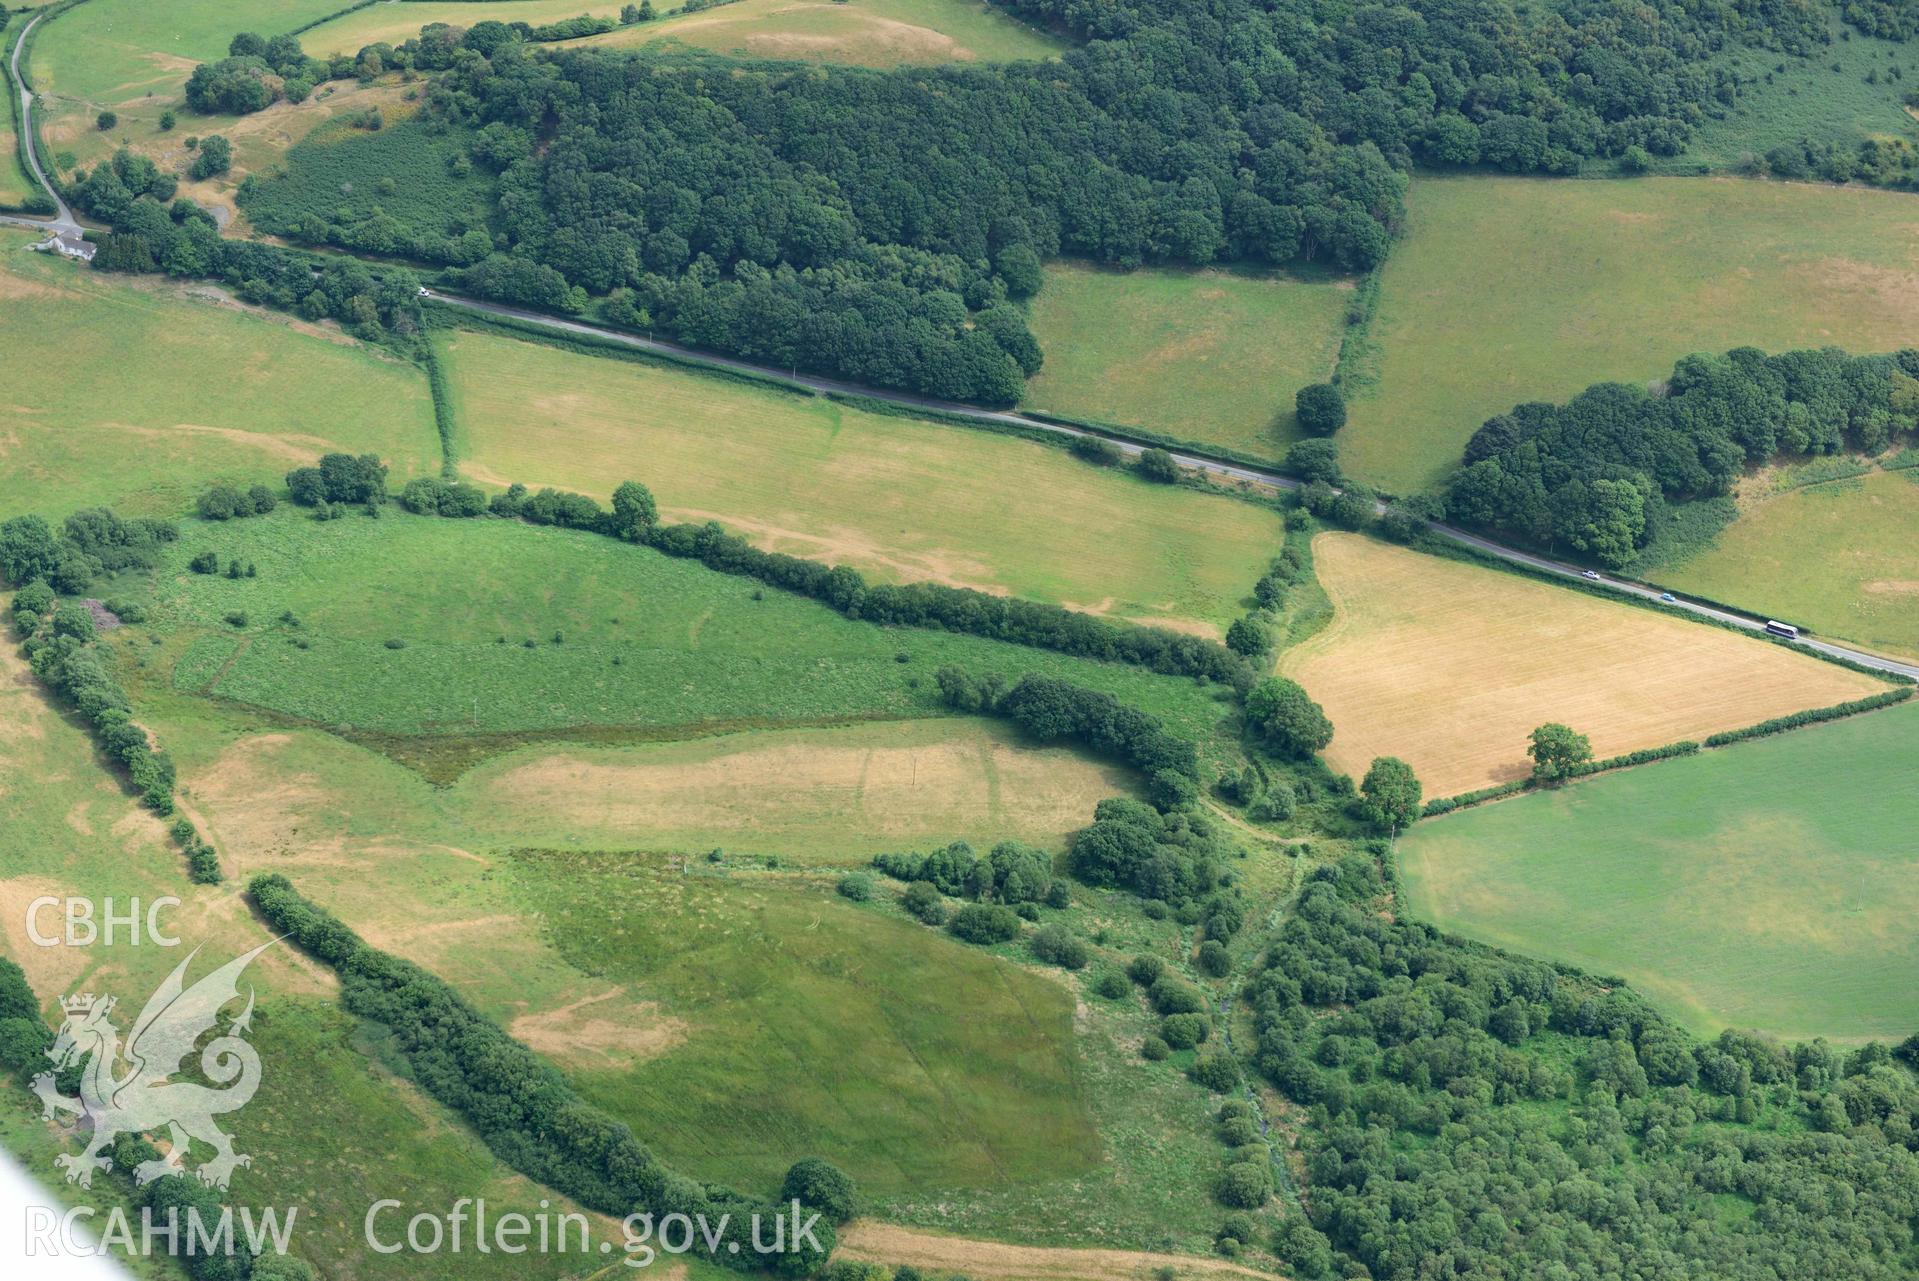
1359;756;1422;831
189;134;232;181
1528;722;1592;782
1245;677;1333;758
1295;382;1347;436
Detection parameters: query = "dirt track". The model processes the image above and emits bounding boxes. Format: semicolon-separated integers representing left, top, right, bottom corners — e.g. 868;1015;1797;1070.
837;1222;1282;1281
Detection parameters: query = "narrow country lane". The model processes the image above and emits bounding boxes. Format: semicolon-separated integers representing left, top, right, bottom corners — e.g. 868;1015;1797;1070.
5;0;1911;683
2;8;91;256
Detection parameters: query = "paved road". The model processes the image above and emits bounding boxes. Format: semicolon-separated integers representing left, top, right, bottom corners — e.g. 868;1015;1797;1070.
9;0;1890;681
425;289;1919;681
2;8;91;257
4;0;1909;686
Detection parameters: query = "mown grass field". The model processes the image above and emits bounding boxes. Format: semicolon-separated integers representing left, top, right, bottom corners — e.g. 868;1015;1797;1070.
1346;176;1919;493
28;0;351;176
138;504;1242;759
1278;533;1885;797
514;849;1100;1196
457;720;1126;861
576;0;1067;66
1020;261;1351;459
157;713;1121;871
1399;700;1919;1040
440;328;1283;636
0;232;438;517
301;0;631;56
1660;467;1919;661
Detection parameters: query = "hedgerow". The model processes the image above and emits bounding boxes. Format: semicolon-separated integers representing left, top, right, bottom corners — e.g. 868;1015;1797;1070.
935;668;1203;779
367;465;1250;683
248;874;834;1275
4;512;227;881
1703;687;1914;746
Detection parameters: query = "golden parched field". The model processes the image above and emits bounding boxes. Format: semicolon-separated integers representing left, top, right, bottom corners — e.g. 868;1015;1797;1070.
575;0;1067;67
440;328;1284;635
464;719;1128;862
1279;534;1886;797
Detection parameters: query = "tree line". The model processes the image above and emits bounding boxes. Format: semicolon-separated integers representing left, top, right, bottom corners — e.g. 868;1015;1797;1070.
357;467;1252;683
1444;345;1919;566
87;200;428;347
2;512;228;882
872;839;1060;907
0;507;176;596
14;589;183;830
1245;852;1919;1280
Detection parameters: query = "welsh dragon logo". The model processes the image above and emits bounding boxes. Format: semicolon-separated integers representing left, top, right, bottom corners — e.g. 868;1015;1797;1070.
32;942;274;1190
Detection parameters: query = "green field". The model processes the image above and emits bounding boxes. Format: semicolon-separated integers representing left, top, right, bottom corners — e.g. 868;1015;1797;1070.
1659;466;1919;660
1020;262;1351;459
1400;700;1919;1040
0;231;438;517
0;122;28;208
136;503;1241;761
28;0;351;176
575;0;1067;67
1347;176;1919;493
25;0;422;219
515;849;1099;1196
440;327;1283;636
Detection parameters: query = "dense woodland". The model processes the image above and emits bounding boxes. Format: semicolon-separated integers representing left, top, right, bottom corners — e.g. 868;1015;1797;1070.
1252;854;1919;1280
231;0;1870;400
1443;345;1919;564
83;200;429;344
